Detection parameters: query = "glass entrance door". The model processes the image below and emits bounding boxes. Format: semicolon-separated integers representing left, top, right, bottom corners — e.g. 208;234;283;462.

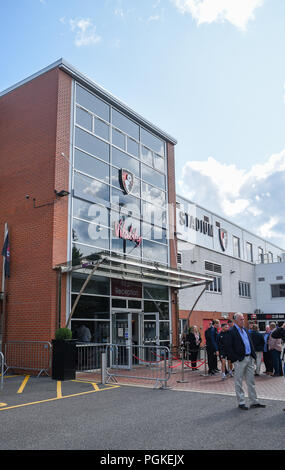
111;312;142;368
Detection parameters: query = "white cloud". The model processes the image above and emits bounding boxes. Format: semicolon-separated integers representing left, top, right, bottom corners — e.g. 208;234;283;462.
178;149;285;247
114;8;124;18
69;18;101;47
147;14;161;22
172;0;264;31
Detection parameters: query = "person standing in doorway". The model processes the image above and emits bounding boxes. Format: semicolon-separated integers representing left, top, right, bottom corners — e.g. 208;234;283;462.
226;313;266;410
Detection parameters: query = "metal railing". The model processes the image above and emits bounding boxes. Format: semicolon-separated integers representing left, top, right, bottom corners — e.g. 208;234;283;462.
168;345;208;379
4;341;52;377
105;344;170;389
75;343;109;372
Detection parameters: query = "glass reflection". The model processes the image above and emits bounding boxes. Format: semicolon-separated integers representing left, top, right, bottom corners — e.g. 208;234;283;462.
74;149;109;183
74;172;110;205
73;198;109;227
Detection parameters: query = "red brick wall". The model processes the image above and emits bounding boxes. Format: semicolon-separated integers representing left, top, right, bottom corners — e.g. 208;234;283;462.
0;68;71;342
167;142;179;347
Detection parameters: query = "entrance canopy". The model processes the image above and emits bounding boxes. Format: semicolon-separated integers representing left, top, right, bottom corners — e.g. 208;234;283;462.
54;251;213;290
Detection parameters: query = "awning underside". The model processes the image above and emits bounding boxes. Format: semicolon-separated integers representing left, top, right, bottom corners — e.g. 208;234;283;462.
55;251;213;289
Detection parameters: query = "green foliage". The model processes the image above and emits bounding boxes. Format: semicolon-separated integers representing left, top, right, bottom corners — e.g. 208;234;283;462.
55;327;72;340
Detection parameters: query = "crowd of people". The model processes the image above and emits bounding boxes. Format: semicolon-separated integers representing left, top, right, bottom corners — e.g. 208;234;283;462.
184;315;285;410
201;317;285;379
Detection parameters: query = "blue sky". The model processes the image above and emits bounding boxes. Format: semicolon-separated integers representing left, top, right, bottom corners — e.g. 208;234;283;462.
2;0;285;248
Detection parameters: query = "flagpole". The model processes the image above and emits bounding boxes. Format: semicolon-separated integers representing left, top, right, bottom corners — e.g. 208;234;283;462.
1;222;8;352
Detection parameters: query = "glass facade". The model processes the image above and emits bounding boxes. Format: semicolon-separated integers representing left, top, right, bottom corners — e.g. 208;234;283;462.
70;83;171;345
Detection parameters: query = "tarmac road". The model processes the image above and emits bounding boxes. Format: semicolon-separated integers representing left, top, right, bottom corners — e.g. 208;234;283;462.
0;376;285;451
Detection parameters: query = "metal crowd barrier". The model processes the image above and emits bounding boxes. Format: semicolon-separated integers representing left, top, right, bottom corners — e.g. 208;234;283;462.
75;343;110;372
105;344;170;389
4;341;52;377
168;346;208;379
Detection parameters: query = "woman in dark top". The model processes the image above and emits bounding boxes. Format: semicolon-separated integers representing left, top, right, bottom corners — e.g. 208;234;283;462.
187;326;202;370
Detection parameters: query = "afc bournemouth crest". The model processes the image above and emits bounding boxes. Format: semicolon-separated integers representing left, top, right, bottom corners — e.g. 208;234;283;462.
120;169;134;195
219;228;228;252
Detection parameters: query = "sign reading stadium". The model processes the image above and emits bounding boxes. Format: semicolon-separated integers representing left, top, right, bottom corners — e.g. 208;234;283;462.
178;211;213;238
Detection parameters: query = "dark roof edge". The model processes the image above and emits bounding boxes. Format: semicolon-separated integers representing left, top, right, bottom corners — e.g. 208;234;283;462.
0;58;177;145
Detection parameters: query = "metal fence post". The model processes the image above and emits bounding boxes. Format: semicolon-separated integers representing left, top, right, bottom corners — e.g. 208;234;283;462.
177;345;188;384
101;351;107;385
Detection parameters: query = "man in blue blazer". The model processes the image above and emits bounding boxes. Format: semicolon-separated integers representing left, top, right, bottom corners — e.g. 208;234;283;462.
226;312;266;410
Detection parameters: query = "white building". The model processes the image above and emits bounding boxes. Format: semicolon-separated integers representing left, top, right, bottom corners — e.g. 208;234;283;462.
255;258;285;330
176;195;285;335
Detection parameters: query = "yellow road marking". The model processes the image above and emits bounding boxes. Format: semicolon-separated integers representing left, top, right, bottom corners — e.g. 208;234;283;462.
0;383;120;412
57;381;62;398
92;383;99;391
17;375;30;394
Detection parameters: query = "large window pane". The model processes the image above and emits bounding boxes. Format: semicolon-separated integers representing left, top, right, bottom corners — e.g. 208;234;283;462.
73;198;109;227
153;153;164;172
112;108;139;140
144;285;169;301
74;172;110;205
75;127;110;162
94;117;110;141
144;301;169;319
141;128;165;156
142;183;166;207
142;223;167;244
112;147;140;177
112;128;125;150
74;149;109;183
71;294;110;319
142;201;167;228
72;243;102;263
141;146;153;165
73;218;110;250
76;85;110;122
159;322;170;340
112;187;140;215
127;137;139;157
143;240;168;264
72;273;110;295
71;320;110;343
76;106;92;131
141;164;165;190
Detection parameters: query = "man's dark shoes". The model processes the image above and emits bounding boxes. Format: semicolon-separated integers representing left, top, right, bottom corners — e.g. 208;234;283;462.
238;404;249;410
250;403;266;409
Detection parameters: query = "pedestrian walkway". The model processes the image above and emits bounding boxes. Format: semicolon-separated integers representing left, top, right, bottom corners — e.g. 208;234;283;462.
77;361;285;402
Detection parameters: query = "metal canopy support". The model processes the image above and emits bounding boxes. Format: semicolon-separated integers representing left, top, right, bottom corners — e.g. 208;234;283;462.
65;258;105;328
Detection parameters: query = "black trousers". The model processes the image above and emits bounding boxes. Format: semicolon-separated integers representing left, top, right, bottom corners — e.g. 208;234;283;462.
263;350;273;373
207;346;217;372
190;350;199;369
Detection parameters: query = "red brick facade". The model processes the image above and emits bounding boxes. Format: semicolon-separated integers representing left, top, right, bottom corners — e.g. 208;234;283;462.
0;68;71;342
167;142;179;347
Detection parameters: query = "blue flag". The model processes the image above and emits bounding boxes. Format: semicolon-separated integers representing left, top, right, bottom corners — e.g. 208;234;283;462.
1;231;10;278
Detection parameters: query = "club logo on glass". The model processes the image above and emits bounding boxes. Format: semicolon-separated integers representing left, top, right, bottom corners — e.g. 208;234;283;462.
120;169;134;195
